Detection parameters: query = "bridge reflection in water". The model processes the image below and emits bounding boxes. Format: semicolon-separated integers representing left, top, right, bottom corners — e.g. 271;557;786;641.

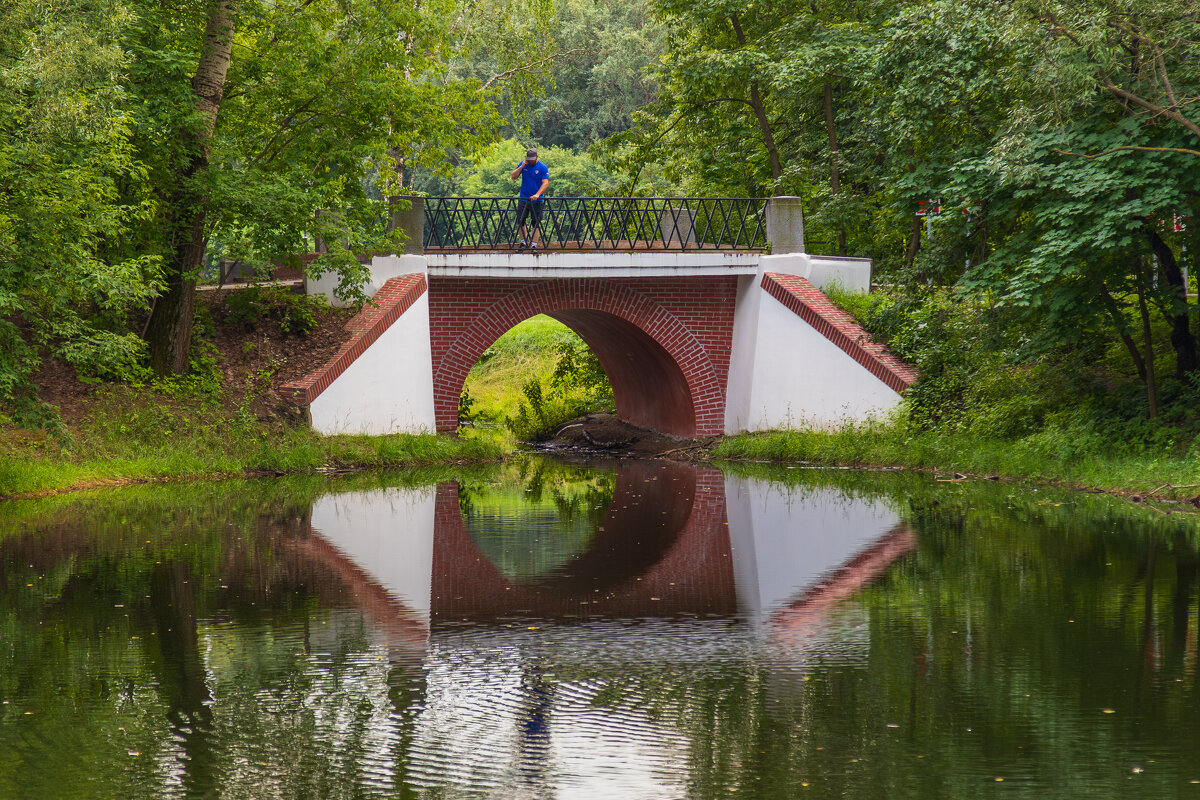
303;461;913;798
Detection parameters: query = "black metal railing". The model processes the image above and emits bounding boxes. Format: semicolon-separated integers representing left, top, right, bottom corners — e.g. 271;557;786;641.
424;197;768;251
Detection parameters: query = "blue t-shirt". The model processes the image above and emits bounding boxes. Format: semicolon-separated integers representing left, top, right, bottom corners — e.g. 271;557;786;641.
520;161;549;200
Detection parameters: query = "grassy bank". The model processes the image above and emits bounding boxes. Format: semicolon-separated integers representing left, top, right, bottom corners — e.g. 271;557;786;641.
0;427;506;499
0;384;507;499
715;423;1200;499
462;314;614;439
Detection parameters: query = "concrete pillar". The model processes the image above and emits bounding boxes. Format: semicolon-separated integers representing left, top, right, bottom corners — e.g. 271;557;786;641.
390;196;425;254
765;196;805;254
660;206;697;245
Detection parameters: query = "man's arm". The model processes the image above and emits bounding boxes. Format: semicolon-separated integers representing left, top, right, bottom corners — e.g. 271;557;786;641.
510;162;524;180
532;177;549;200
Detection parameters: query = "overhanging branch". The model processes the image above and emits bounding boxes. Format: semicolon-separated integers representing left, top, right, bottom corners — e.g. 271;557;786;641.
481;49;590;90
1053;145;1200;159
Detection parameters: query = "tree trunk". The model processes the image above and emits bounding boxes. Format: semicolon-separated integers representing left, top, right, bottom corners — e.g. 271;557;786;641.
971;200;989;268
729;14;783;186
145;0;236;375
150;561;217;798
1099;282;1147;381
1169;542;1196;669
905;213;922;270
823;82;847;256
1146;226;1197;377
386;145;407;235
1137;262;1159;419
903;148;921;270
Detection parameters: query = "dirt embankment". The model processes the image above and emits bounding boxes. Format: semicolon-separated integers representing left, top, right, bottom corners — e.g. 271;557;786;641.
524;412;715;460
26;291;714;460
27;287;357;429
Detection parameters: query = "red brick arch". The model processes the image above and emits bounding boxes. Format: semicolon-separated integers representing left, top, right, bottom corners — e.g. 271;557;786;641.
430;463;735;619
428;277;738;436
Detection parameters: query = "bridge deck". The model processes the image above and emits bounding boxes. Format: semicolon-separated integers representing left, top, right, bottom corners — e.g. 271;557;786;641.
425;248;764;278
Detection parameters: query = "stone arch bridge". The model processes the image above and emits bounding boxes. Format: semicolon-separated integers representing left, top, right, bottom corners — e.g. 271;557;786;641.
283;197;915;436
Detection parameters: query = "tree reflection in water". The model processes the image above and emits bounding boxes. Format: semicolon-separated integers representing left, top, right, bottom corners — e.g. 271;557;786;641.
2;464;1198;797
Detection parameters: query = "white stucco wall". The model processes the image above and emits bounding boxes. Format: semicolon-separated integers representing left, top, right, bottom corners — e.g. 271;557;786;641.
752;252;871;292
725;252;902;432
806;255;873;294
724;475;900;628
310;486;438;624
309;289;436;435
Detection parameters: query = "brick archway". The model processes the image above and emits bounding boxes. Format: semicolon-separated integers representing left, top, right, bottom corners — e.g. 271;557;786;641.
431;463;735;619
428;277;738;436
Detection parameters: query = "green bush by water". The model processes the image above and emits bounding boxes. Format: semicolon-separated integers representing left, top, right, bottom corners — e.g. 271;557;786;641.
460;315;614;440
720;284;1200;495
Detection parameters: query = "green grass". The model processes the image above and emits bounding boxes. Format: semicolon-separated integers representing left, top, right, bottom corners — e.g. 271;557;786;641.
462;315;581;423
714;422;1200;498
0;385;508;498
461;314;614;438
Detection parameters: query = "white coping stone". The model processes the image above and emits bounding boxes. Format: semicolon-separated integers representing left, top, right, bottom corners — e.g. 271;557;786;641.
426;251;760;278
306;253;428;308
756;253;871;293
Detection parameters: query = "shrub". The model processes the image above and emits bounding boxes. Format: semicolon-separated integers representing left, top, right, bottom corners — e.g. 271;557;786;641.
226;285;328;335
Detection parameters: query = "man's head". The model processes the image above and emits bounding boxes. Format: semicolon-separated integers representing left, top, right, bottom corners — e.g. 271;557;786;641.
525;148;538;164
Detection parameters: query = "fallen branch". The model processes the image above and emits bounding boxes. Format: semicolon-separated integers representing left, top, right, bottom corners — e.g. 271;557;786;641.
658;444;706;457
1145;482;1200;497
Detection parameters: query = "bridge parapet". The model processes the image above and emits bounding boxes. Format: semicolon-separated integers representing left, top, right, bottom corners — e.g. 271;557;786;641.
421;197;777;253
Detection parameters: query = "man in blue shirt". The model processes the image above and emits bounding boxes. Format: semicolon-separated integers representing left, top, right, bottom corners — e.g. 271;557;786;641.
510;148;549;253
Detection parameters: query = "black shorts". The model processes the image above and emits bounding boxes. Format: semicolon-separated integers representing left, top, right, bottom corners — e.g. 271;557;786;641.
516;198;544;227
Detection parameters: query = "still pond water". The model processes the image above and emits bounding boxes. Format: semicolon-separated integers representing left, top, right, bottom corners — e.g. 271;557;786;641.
2;457;1200;799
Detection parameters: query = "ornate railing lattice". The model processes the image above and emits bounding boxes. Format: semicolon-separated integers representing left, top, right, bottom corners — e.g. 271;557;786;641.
423;197;768;251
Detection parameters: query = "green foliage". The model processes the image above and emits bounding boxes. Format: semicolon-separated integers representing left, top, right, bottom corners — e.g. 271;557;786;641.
526;0;668;150
551;338;613;406
1;0;504;397
435;0;664;154
505;339;616;440
507;379;553;441
458;387;479;425
458;138;619;197
225;286;328;336
456;315;613;440
462;316;600;424
806;277;1200;475
0;0;161;405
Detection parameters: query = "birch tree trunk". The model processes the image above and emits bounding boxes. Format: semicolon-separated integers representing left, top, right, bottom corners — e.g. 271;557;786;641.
145;0;236;375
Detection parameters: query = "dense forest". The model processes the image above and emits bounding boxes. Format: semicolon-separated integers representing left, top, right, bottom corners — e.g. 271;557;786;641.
2;0;1199;459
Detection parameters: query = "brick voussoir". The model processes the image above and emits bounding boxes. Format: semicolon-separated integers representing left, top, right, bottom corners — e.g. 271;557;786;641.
282;274;428;406
761;273;917;393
